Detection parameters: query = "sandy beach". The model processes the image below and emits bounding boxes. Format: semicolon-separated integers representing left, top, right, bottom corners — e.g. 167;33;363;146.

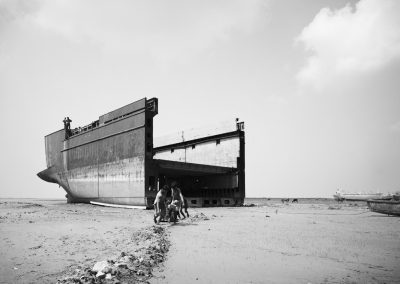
1;199;399;284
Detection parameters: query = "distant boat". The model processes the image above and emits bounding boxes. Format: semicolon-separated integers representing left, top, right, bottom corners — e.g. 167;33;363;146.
333;189;383;201
367;200;400;216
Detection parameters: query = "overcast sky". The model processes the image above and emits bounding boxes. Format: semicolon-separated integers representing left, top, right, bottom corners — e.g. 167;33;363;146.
1;0;399;198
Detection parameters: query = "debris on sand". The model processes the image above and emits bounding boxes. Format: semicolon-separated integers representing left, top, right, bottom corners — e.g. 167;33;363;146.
190;213;210;221
91;260;110;274
328;205;342;210
57;225;170;284
18;203;44;209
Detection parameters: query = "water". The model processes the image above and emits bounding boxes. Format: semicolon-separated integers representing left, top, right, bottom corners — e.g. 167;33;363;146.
244;197;352;206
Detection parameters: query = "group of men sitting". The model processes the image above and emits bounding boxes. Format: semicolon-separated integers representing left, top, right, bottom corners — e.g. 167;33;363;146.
153;181;189;224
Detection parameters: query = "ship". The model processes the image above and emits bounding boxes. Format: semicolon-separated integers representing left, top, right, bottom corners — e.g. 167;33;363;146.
333;189;383;201
37;97;245;208
367;199;400;216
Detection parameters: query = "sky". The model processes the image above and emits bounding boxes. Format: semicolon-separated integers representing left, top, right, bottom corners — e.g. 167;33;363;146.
0;0;399;198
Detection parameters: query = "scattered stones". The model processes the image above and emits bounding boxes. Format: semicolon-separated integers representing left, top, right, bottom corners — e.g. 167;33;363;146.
110;267;118;275
96;271;106;278
103;266;112;274
58;225;170;284
55;214;211;283
190;213;209;221
114;262;128;268
105;273;113;280
92;260;110;273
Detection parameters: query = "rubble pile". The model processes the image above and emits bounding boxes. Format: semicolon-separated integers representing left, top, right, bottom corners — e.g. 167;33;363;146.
189;212;210;221
57;225;170;284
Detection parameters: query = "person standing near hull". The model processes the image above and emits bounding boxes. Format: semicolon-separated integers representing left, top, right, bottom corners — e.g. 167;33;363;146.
153;185;169;224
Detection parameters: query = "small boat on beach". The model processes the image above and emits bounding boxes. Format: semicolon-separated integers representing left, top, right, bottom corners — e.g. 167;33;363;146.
367;200;400;216
333;189;383;201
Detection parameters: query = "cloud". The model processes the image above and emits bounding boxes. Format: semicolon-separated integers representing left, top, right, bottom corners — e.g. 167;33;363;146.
296;0;400;90
1;0;265;66
0;0;39;23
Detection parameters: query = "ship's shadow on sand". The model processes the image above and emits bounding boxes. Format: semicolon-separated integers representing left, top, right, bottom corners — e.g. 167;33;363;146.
156;221;199;227
169;222;199;227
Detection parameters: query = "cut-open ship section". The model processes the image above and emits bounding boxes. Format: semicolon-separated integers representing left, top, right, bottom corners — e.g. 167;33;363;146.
38;97;245;208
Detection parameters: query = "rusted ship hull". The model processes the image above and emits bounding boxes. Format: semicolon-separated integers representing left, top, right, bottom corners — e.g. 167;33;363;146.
38;98;157;207
38;97;245;208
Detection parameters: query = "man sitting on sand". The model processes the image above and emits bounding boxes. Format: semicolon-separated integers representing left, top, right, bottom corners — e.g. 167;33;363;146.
167;200;180;223
171;181;185;218
153;185;169;224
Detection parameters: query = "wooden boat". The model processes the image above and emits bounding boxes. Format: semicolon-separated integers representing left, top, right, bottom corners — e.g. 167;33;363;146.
367;200;400;216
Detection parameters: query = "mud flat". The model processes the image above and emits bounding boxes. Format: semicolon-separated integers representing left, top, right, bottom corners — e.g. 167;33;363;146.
152;202;400;284
1;199;400;283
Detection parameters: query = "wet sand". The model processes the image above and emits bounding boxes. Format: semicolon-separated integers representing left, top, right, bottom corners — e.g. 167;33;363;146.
152;203;400;284
1;199;399;283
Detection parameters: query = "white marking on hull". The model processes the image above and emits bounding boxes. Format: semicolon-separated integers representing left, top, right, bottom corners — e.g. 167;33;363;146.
90;201;145;209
